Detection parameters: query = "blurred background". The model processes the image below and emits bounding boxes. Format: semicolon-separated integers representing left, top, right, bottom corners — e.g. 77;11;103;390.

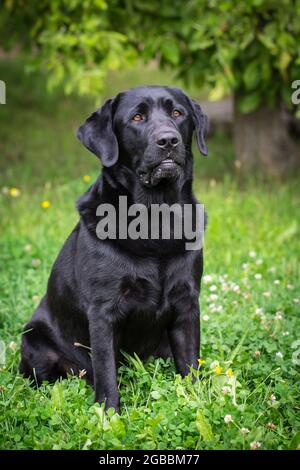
0;0;300;188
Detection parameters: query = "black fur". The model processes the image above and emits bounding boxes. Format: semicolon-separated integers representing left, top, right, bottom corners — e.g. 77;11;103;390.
20;86;208;412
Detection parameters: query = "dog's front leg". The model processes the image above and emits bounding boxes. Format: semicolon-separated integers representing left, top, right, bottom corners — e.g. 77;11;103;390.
88;304;119;412
168;304;200;377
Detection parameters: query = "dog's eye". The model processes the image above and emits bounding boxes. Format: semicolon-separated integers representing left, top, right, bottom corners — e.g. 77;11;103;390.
132;114;143;122
172;109;182;118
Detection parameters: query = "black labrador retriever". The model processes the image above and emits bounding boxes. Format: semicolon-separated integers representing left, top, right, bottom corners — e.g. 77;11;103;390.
20;86;208;412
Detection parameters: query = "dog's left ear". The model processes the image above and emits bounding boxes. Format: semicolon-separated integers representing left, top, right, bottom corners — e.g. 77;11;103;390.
188;98;208;156
77;98;118;167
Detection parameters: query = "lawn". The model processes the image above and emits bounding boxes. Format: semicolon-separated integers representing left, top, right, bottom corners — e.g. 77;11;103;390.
0;60;299;450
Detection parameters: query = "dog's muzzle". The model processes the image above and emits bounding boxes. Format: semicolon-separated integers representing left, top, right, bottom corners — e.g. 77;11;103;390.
138;157;182;187
150;158;181;185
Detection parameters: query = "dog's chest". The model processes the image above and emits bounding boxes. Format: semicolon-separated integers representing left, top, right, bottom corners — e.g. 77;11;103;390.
114;258;198;358
117;273;162;317
115;258;196;319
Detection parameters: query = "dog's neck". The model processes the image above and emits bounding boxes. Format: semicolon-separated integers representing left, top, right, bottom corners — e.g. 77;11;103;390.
102;156;194;208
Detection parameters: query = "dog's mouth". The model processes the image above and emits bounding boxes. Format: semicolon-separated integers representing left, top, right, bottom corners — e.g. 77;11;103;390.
137;158;182;187
158;158;178;169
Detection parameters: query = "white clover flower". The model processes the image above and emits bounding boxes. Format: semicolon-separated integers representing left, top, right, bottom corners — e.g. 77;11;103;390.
255;307;264;316
210;304;223;313
240;428;250;434
210;360;219;369
256;259;263;265
209;285;217;292
287;284;294;290
270;394;276;402
249;251;257;258
242;263;248;270
268;266;276;273
250;441;261;450
232;284;240;292
203;315;209;321
274;280;280;285
222;386;231;395
275;311;283;320
209;294;218;301
263;291;271;297
203;275;213;284
276;351;283;359
254;273;262;280
224;414;232;424
293;298;300;304
32;258;41;268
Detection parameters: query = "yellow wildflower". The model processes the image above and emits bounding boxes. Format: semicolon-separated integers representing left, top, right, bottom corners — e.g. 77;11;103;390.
83;175;91;183
198;358;206;366
41;200;50;209
215;365;223;375
226;368;233;378
9;187;20;197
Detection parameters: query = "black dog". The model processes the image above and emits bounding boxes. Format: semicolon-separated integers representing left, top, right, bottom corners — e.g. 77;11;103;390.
20;86;208;412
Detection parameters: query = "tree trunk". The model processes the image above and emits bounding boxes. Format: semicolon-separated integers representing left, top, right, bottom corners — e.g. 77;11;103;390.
233;96;300;177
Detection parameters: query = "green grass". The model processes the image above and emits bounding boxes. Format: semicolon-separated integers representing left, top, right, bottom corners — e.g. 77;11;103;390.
0;60;300;450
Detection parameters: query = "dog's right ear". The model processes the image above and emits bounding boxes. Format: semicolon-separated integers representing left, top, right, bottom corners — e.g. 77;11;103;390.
77;98;118;167
187;98;208;156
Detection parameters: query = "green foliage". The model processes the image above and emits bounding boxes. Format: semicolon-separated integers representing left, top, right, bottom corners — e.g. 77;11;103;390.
1;0;137;95
122;0;300;111
195;410;213;442
2;0;300;111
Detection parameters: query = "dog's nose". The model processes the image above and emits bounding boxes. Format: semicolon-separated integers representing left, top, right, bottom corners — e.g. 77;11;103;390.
156;132;180;149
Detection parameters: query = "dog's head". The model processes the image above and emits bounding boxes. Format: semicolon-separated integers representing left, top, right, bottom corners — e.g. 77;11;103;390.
77;86;208;188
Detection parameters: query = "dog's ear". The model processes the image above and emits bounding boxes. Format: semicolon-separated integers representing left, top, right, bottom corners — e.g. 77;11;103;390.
77;98;118;167
188;98;208;156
